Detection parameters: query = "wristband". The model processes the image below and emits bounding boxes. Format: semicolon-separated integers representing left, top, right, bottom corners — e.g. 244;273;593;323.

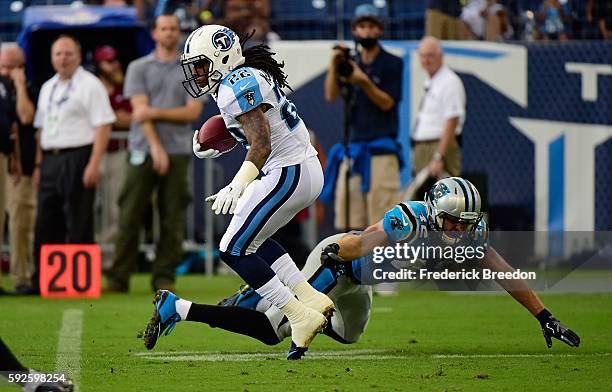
232;161;260;186
536;308;552;323
433;151;443;161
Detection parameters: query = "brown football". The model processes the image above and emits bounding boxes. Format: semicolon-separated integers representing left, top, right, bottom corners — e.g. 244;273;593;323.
197;114;238;152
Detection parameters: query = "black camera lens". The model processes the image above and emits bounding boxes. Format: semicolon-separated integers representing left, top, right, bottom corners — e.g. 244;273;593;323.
337;60;354;77
334;47;354;78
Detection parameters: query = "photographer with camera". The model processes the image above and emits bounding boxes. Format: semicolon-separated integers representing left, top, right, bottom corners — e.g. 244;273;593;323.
321;4;404;232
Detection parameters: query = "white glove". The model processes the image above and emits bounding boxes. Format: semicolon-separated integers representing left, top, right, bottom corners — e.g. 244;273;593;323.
205;182;246;214
193;130;221;159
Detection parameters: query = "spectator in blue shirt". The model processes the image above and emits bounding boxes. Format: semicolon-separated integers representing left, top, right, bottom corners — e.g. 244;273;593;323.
322;4;403;231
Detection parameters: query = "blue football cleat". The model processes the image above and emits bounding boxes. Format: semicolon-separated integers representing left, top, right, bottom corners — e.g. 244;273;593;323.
143;290;181;350
286;341;308;360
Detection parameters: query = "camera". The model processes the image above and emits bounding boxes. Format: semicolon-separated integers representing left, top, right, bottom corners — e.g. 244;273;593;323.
334;45;354;78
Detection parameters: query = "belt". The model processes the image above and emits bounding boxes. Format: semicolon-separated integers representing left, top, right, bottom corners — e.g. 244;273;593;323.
412;134;463;146
411;138;440;145
42;144;92;156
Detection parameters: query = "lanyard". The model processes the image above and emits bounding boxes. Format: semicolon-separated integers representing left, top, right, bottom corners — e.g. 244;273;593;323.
47;78;73;112
413;85;431;132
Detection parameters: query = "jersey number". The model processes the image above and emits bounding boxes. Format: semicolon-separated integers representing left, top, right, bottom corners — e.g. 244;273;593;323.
273;85;301;131
281;100;300;130
228;69;252;85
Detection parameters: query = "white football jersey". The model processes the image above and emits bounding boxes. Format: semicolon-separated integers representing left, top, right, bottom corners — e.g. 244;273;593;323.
215;66;317;174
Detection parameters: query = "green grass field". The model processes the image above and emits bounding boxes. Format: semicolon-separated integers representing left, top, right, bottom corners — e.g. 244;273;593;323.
1;274;611;391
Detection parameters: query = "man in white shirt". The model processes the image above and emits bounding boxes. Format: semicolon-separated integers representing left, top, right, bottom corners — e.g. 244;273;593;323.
412;36;465;179
31;35;116;294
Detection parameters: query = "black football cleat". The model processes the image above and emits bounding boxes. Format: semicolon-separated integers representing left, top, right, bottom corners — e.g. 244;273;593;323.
286;341;308;360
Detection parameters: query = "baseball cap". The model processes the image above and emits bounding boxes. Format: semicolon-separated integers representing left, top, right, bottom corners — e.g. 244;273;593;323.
94;45;117;62
352;4;383;28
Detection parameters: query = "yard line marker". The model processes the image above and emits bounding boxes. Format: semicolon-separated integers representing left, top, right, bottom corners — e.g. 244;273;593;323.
56;309;83;391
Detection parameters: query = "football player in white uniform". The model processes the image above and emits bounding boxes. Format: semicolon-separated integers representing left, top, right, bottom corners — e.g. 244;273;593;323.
141;234;373;360
321;177;581;349
144;25;333;353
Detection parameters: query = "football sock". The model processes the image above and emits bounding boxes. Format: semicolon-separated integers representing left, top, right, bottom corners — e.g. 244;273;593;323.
220;251;277;289
175;299;192;320
186;304;280;345
256;238;288;266
221;251;295;309
258;238;306;289
0;338;27;372
255;276;293;308
270;254;305;289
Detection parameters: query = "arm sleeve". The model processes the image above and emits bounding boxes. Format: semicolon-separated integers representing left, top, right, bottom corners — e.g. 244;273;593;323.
382;204;416;243
33;85;46;129
123;60;147;99
441;78;465;120
87;78;117;127
217;68;276;118
381;56;404;104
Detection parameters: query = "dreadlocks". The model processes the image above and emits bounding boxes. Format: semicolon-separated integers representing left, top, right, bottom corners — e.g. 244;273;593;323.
238;31;292;91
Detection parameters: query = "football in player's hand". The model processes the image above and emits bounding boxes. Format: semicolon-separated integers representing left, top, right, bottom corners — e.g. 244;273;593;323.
197;115;237;153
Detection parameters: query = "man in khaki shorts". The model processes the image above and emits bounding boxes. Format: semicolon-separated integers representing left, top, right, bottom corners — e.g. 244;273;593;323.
425;0;463;40
322;4;404;231
412;36;465;180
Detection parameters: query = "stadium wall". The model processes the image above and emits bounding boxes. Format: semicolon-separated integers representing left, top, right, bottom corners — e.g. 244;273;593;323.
254;40;611;233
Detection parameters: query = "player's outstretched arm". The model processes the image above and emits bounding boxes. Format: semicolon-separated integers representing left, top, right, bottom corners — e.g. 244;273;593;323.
482;247;581;348
322;221;390;265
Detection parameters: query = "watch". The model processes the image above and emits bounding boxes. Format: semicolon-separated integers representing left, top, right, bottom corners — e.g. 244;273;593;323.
432;151;443;161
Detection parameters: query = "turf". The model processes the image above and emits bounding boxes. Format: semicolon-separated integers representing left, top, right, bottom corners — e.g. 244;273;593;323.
1;274;611;391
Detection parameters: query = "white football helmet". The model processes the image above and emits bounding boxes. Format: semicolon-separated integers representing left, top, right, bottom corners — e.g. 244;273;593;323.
181;25;245;97
425;177;483;236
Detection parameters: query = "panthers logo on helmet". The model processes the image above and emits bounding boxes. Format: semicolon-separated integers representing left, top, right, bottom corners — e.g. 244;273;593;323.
430;182;450;201
244;90;256;106
212;29;234;51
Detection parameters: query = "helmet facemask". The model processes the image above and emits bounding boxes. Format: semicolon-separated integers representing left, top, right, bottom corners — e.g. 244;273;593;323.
433;211;482;245
181;54;223;98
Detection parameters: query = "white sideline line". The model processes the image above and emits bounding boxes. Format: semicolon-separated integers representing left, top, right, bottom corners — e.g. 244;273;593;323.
56;309;83;391
135;349;610;362
136;349;397;361
140;353;404;361
373;307;394;313
432;353;610;358
135;348;387;357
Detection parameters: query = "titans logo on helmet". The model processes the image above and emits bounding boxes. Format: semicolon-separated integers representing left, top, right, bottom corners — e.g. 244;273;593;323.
212;29;234;51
